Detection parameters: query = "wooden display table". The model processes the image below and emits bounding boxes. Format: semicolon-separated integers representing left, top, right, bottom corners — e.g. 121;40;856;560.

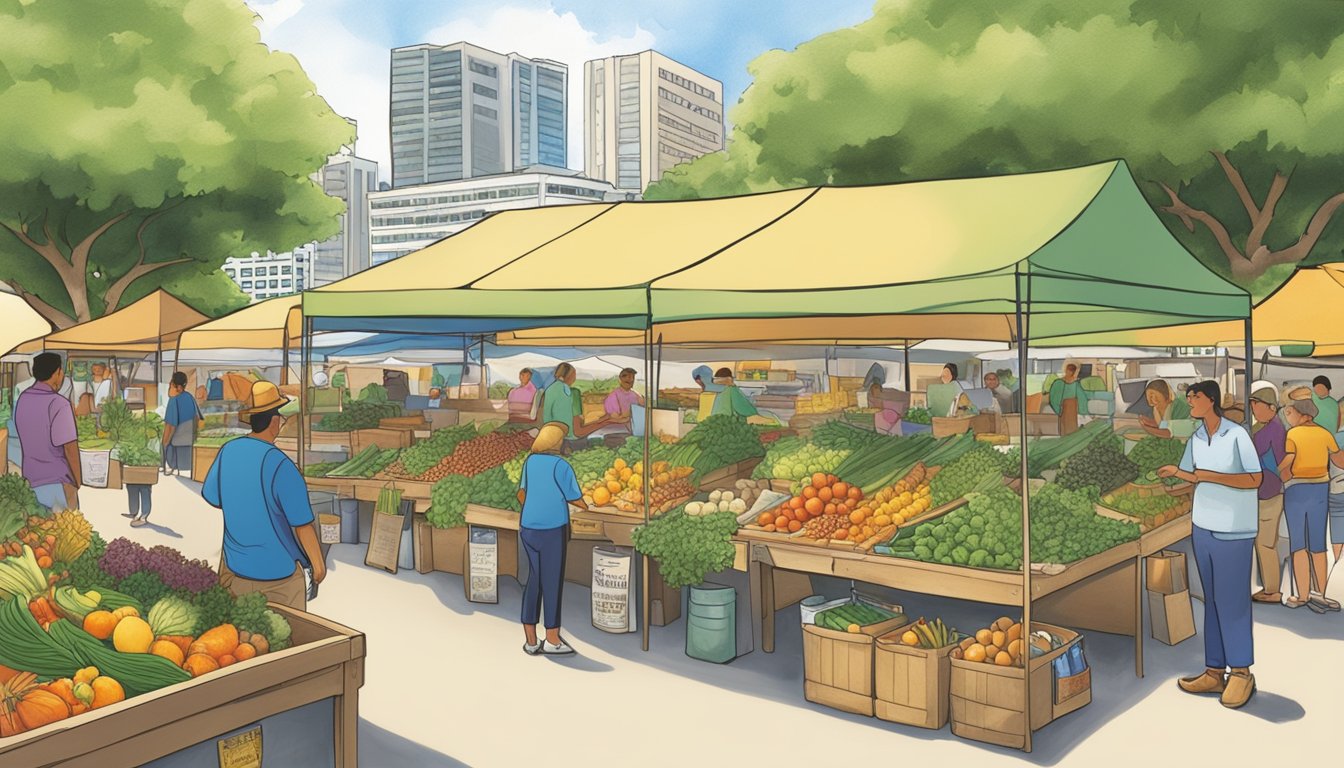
0;606;364;768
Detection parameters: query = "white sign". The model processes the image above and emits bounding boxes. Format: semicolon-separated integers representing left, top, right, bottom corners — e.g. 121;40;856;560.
592;547;636;634
467;526;498;604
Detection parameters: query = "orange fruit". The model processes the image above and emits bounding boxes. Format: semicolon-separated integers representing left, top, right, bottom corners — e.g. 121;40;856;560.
811;473;828;489
985;645;1000;659
992;630;1007;648
83;611;118;641
802;486;818;500
835;503;850;517
112;617;153;654
234;643;258;662
592;487;612;506
965;643;987;663
827;474;838;485
804;497;823;516
975;629;993;646
763;524;776;532
757;512;774;527
787;520;802;533
183;654;220;678
89;676;125;709
150;640;185;667
789;496;805;510
832;529;849;540
848;487;864;502
833;482;850;499
818;487;833;503
823;503;836;516
849;509;865;525
775;515;789;528
606;480;623;495
218;654;238;668
994;651;1014;667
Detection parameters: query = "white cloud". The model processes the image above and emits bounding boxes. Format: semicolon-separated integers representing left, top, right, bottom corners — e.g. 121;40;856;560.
427;6;656;170
250;0;306;35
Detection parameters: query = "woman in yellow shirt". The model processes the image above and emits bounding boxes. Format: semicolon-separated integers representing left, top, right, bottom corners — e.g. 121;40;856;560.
1279;399;1344;612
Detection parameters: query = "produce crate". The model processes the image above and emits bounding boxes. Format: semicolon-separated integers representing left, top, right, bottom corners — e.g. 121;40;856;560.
191;444;220;483
0;605;365;768
350;427;413;455
932;415;974;438
121;465;160;486
802;597;906;716
697;457;763;492
949;622;1091;749
875;625;965;729
379;414;426;429
1096;483;1193;532
429;525;468;575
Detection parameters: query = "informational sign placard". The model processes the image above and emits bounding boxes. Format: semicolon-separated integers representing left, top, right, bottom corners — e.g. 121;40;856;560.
465;526;498;604
592;547;637;634
79;450;110;488
364;511;403;574
217;725;262;768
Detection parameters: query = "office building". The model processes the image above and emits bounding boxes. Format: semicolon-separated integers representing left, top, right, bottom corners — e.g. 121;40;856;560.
585;51;724;192
368;168;626;264
222;246;311;301
390;42;567;187
311;150;378;287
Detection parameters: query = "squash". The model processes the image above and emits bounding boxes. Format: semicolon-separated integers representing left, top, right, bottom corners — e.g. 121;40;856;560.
234;643;257;661
183;654;220;678
157;635;195;656
195;624;240;661
90;677;125;709
18;689;71;729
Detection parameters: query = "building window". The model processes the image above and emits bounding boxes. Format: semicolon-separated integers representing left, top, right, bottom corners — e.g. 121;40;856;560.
269;280;279;288
281;265;291;275
658;67;719;102
468;59;497;78
241;281;252;289
269;266;279;275
472;83;497;99
657;87;721;122
282;279;292;288
473;104;497;120
240;268;252;277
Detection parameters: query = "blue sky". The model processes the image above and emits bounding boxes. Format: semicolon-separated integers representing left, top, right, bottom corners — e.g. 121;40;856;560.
248;0;876;182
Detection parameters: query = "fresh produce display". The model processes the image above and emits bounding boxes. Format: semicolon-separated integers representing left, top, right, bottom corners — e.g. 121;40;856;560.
313;388;403;432
843;432;979;497
325;446;400;478
567;446;618;488
813;600;902;632
899;486;1024;569
1099;488;1190;529
752;472;868;539
467;466;521;513
1031;484;1140;562
1128;436;1186;485
897;617;964;649
386;429;534;481
810;420;889;453
97;539;218;596
752;436;851;483
394;423;480;478
1020;420;1111;476
581;458;696;515
303;462;343;478
427;475;470;528
113;440;161;468
952;616;1030;666
929;442;1013;506
903;407;932;425
687;480;772;517
668;414;765;480
615;436;672;468
0;476;44;538
864;462;939;528
631;506;739;589
1056;433;1139;493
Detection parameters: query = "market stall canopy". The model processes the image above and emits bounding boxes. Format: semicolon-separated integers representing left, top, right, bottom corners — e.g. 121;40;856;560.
0;292;54;357
303;161;1248;343
176;296;301;351
1036;263;1344;352
33;290;210;353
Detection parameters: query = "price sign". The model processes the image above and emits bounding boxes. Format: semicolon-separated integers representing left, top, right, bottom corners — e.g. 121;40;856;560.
217;726;262;768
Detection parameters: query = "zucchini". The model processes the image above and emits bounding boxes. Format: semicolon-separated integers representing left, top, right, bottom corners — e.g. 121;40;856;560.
0;594;82;679
47;619;191;696
95;588;144;614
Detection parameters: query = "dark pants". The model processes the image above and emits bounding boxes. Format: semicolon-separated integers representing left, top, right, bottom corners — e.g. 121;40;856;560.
165;444;192;473
1192;525;1254;669
127;484;153;520
520;525;568;630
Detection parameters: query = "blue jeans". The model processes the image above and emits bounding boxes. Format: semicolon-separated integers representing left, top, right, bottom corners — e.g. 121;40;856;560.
1284;481;1328;554
520;526;568;630
1328;492;1344;546
1192;526;1254;669
127;484;153;520
32;483;69;513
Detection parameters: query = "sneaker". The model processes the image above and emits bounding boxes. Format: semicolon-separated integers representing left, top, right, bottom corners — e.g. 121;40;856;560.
1177;670;1225;695
542;639;575;655
122;513;137;519
1309;592;1341;612
523;640;543;656
1221;671;1256;709
130;518;148;528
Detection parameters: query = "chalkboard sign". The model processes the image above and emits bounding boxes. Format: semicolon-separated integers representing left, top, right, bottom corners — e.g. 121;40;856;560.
465;526;498;603
364;494;412;574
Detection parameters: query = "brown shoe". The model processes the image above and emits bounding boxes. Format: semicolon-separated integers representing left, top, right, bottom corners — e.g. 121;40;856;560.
1221;671;1256;709
1178;670;1226;695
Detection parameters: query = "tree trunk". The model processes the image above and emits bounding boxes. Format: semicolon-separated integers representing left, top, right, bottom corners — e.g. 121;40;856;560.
2;209;132;328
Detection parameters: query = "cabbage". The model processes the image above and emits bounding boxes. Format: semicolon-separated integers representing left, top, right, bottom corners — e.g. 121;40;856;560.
148;596;200;637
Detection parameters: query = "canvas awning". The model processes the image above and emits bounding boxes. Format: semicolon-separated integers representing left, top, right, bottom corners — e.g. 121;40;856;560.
176;296;301;351
303;161;1248;343
34;290;210;354
0;292;54;357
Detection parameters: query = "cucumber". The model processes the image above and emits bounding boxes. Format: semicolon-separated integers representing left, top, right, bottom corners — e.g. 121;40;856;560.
48;619;190;696
95;588;144;614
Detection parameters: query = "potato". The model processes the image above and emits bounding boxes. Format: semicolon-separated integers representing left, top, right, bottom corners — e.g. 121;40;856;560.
684;502;703;516
709;490;722;503
721;491;735;502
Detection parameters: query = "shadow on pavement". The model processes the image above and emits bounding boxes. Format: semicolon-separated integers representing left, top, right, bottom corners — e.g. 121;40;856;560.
360;719;470;767
542;653;614;672
138;521;184;539
1235;690;1306;724
1251;603;1342;641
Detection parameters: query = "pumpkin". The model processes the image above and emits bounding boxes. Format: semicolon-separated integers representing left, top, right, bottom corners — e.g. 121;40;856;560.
17;689;71;730
195;624;240;660
183;654;220;678
111;605;140;621
0;664;19;684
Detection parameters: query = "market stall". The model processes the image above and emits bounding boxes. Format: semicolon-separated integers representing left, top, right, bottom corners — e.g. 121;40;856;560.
299;160;1250;751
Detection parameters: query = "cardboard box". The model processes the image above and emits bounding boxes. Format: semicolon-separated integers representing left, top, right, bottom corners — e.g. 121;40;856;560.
430;525;467;575
351;427;414;455
121;465;160;486
106;459;123;491
802;599;906;716
875;626;962;729
950;622;1091;749
932;416;974;438
1149;589;1196;646
1146;550;1189;594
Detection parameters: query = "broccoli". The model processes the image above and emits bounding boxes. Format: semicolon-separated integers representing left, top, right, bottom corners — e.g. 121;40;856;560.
262;609;293;651
230;592;270;636
193;585;236;634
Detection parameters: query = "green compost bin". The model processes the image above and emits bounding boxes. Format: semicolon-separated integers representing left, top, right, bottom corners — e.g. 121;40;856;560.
686;583;737;664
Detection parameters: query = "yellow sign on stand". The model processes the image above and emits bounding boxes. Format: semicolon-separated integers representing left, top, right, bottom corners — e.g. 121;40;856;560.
217;726;263;768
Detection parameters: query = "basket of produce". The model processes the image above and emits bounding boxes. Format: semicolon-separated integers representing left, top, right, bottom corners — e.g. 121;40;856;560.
932;415;974;438
802;596;906;716
382;425;534;482
876;617;967;729
1097;486;1192;531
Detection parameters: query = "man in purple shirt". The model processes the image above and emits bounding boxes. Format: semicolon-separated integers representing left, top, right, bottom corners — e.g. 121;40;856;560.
14;353;81;513
1249;383;1286;603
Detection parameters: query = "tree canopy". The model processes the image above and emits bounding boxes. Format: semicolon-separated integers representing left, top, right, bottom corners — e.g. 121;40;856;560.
647;0;1344;292
0;0;352;327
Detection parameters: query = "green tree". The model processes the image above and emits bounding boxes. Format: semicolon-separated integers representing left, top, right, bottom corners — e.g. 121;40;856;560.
0;0;351;327
647;0;1344;292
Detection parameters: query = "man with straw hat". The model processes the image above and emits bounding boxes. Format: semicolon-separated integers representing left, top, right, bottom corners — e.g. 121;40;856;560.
516;422;588;655
201;381;326;610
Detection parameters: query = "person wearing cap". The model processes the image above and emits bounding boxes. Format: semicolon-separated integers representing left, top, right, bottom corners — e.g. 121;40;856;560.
516;422;588;655
1278;397;1344;612
1249;383;1287;603
201;381;326;610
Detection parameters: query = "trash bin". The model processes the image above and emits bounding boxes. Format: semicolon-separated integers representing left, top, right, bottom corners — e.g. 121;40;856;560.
686;583;737;664
339;499;360;544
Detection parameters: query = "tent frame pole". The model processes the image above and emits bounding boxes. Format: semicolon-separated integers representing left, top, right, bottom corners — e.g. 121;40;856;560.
1243;318;1254;428
903;340;911;392
642;323;654;652
299;317;312;473
1015;268;1033;754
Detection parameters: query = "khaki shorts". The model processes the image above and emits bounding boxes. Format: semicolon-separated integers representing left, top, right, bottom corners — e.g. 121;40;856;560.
1257;495;1284;549
218;559;307;612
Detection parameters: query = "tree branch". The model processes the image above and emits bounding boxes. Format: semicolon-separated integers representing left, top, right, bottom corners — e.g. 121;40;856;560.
1260;190;1344;268
102;258;192;313
3;281;73;329
1157;181;1247;266
69;209;132;277
1246;172;1289;257
1212;150;1260;226
0;219;67;274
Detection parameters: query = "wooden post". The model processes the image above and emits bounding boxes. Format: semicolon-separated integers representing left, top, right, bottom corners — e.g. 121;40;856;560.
299;317;312;472
1015;268;1033;753
1243;317;1254;428
641;325;653;652
903;340;912;392
1135;554;1144;677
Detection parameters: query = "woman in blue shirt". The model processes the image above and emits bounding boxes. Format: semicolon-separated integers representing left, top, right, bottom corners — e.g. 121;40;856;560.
1158;380;1262;710
516;422;589;655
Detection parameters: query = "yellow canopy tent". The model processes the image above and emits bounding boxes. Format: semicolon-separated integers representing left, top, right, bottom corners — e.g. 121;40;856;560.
176;295;301;352
0;292;54;357
34;290;209;354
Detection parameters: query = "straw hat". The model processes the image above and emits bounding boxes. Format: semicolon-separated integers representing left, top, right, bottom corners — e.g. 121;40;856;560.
239;381;291;421
531;422;568;454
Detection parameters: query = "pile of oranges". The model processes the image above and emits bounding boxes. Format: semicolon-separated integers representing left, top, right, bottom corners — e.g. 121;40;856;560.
754;473;865;535
587;459;694;512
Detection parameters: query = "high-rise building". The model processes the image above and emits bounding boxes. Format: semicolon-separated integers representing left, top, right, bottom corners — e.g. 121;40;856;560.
585;51;724;193
368;168;628;265
222;247;311;302
390;42;568;188
311;150;378;287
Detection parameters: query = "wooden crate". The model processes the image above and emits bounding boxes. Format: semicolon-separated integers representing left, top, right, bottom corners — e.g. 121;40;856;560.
379;415;426;429
191;444;221;483
697;457;763;491
430;525;468;575
0;605;364;768
949;622;1091;749
802;603;906;716
932;416;974;438
350;427;413;454
874;626;964;729
121;465;160;486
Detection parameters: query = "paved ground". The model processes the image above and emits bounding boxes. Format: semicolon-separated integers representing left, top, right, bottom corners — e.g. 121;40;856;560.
80;477;1340;767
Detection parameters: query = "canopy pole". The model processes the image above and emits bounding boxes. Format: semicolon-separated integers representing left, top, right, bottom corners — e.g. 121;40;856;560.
154;340;162;411
281;330;291;387
903;340;911;392
1015;269;1033;754
299;317;312;473
478;337;487;401
1243;317;1254;428
641;324;653;653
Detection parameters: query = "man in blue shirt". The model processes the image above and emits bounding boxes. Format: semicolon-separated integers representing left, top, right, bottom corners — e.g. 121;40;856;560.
162;371;203;476
202;381;326;610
